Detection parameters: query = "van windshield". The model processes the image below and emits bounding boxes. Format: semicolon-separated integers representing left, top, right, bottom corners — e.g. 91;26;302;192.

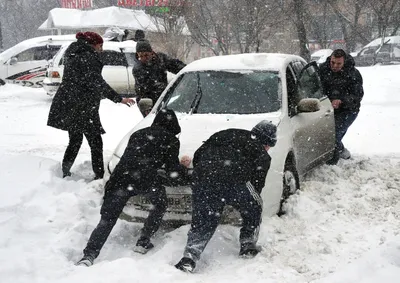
160;70;281;114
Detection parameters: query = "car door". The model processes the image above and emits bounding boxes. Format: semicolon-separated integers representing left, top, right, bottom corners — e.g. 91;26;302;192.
287;61;334;174
99;50;129;95
297;61;335;166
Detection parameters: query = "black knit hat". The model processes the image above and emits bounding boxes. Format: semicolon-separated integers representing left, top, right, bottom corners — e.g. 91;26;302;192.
251;120;277;147
136;40;152;53
134;30;145;41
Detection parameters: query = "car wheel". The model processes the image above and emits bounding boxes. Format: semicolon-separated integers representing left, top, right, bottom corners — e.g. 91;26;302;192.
278;161;300;216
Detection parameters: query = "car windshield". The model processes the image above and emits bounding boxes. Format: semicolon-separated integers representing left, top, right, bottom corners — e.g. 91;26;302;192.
160;70;281;114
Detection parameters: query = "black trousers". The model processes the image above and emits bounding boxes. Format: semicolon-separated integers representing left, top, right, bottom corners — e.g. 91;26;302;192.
83;178;167;259
183;181;263;262
62;130;104;178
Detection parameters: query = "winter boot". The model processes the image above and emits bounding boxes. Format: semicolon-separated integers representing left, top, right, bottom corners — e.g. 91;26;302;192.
339;147;351;159
62;171;72;178
175;257;196;273
133;237;154;254
239;243;261;258
75;255;94;267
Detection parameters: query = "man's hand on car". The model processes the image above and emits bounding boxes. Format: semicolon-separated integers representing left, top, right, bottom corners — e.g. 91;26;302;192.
121;97;135;107
331;99;342;109
180;155;192;168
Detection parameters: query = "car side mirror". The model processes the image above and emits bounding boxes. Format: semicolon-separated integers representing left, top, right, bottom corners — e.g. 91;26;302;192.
9;57;18;65
297;98;320;113
138;98;153;116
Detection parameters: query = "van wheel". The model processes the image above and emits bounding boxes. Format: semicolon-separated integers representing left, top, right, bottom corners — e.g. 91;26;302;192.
278;162;300;216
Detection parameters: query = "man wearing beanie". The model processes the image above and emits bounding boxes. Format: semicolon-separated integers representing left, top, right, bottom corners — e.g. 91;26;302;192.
175;121;277;273
133;39;186;116
76;109;191;267
47;31;134;180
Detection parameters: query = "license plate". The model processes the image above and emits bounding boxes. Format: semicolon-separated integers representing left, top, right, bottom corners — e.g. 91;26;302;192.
134;194;192;212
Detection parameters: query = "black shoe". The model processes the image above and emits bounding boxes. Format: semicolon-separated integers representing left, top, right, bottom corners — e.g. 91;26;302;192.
93;175;103;181
339;148;351;159
62;171;71;178
175;257;196;273
75;255;94;267
133;237;154;254
239;243;261;258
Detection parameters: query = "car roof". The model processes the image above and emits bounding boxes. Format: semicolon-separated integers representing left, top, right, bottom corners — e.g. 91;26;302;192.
182;53;305;73
364;36;400;48
0;34;76;62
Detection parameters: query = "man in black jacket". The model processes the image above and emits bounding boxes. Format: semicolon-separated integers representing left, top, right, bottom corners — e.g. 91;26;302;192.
175;121;277;273
318;49;364;164
133;40;186;116
76;109;190;267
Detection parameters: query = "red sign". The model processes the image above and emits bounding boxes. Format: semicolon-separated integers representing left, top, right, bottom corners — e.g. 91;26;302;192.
61;0;93;9
117;0;186;6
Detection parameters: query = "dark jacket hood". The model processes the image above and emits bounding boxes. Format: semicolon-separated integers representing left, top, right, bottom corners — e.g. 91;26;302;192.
323;53;356;72
65;39;95;59
152;109;181;136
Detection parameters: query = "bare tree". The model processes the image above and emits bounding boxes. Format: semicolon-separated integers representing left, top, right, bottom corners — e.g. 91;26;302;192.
185;0;286;55
0;0;59;49
144;0;193;60
365;0;400;38
292;0;310;61
326;0;372;51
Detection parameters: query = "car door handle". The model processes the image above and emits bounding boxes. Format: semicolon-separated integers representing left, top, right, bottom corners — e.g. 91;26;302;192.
325;110;333;116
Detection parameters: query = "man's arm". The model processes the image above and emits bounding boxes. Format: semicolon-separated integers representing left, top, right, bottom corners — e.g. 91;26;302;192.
250;153;271;194
344;69;364;109
162;53;186;74
164;137;189;184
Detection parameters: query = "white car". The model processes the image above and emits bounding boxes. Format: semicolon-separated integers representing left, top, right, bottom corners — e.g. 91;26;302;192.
105;53;336;223
310;49;333;65
43;40;137;97
0;35;75;88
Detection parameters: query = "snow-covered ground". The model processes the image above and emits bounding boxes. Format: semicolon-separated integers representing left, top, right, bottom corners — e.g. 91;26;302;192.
1;65;400;283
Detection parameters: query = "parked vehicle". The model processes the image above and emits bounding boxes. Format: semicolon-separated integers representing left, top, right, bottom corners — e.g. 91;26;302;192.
354;36;400;66
310;49;333;65
0;35;76;88
43;40;137;97
105;53;336;224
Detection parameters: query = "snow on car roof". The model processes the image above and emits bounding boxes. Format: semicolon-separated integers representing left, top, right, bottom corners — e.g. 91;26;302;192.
0;34;76;62
364;36;400;48
182;53;303;73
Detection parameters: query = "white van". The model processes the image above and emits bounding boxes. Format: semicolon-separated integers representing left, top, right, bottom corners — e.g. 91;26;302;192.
0;35;76;88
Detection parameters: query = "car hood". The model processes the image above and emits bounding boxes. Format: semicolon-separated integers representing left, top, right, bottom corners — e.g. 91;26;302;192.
114;112;281;159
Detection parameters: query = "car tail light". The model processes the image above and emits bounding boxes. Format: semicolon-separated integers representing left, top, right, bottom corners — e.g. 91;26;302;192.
50;71;60;78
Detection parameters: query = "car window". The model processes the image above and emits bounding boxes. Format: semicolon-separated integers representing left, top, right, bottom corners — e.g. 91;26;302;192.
393;45;400;58
15;45;61;62
124;52;137;66
161;70;281;114
291;61;304;77
99;50;128;66
298;63;324;99
360;47;377;56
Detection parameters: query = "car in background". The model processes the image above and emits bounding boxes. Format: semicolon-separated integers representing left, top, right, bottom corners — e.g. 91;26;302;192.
353;36;400;66
310;49;333;65
0;35;75;88
104;53;336;224
43;40;137;97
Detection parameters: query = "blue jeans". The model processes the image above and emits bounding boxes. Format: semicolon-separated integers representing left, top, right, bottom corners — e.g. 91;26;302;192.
183;181;263;262
335;110;359;151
